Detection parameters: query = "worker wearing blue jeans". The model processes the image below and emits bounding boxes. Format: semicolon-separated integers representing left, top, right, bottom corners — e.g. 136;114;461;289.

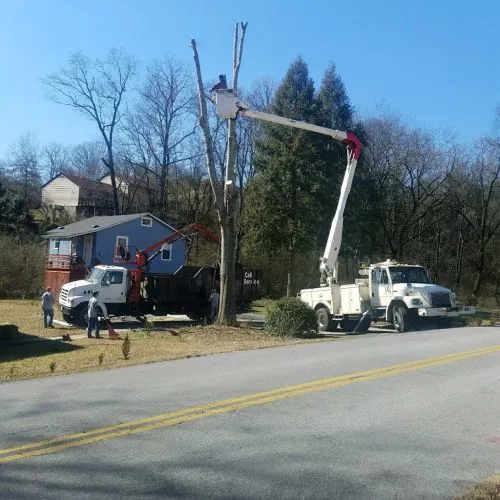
41;287;55;328
87;291;108;338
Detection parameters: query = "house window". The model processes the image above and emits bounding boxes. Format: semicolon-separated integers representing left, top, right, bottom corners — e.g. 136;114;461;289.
141;217;152;227
115;236;130;261
161;243;172;261
50;239;60;252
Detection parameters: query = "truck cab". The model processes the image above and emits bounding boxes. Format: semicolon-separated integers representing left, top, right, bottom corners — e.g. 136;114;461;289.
360;260;474;332
59;265;129;325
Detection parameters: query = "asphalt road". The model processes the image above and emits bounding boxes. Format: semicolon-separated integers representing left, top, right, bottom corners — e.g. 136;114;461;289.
1;326;499;499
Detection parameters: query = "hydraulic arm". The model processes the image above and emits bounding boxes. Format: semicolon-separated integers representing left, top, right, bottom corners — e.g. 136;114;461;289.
214;89;361;284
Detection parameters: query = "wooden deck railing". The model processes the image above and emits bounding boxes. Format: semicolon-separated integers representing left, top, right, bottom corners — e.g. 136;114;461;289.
46;254;89;271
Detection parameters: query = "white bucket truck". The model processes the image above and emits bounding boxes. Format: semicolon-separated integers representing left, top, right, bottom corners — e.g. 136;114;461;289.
214;90;474;333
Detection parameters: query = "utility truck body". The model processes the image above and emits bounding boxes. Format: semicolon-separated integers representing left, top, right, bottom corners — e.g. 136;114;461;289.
300;261;474;333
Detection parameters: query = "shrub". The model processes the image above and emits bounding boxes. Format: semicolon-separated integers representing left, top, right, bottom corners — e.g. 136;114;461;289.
265;297;318;338
143;319;155;335
465;315;483;327
0;234;46;298
122;333;131;359
0;323;18;341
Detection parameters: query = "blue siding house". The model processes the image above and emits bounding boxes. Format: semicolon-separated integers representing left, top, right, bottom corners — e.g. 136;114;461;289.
44;213;185;274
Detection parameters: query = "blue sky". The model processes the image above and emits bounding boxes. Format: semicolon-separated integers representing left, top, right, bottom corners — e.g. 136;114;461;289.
1;0;499;158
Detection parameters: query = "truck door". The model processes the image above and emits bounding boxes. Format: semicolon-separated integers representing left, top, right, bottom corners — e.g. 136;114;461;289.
100;270;127;304
371;268;392;308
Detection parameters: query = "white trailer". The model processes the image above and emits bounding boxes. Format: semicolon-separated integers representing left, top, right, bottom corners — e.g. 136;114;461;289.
214;90;474;333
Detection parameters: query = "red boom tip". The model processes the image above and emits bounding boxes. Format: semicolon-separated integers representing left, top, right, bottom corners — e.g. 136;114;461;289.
346;132;362;160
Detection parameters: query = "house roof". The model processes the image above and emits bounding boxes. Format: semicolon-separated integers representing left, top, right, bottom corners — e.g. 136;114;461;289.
41;173;113;191
43;213;175;239
99;173;151;191
65;174;113;191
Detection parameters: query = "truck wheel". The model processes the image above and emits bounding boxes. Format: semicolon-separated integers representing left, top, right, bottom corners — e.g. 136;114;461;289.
393;305;408;333
187;313;207;324
75;304;88;328
315;307;332;332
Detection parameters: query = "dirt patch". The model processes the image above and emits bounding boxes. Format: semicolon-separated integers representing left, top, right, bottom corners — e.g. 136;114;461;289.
0;300;332;382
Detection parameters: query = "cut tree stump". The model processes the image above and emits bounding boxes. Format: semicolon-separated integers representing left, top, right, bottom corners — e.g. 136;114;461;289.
0;323;19;341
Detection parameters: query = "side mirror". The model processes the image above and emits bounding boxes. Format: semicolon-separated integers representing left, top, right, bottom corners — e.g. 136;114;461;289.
101;279;110;287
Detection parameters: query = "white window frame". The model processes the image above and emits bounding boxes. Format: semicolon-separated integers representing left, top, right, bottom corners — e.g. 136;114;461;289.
141;217;152;227
50;238;60;252
161;242;172;261
115;235;129;259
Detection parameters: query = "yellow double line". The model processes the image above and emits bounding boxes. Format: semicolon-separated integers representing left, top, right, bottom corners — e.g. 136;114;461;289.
1;344;500;464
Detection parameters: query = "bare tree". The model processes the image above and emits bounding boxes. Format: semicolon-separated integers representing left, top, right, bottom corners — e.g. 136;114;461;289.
450;139;500;299
71;140;107;180
43;142;72;180
247;77;275;112
191;21;248;325
44;49;136;214
123;57;197;219
175;150;214;224
7;132;42;208
363;114;456;261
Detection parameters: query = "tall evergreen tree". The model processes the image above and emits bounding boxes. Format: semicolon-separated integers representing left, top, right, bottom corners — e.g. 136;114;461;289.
244;57;324;296
0;179;28;232
315;64;356;252
317;63;354;131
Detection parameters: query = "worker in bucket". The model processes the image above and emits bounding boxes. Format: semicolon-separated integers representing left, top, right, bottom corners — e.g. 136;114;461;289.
87;290;108;339
209;287;220;322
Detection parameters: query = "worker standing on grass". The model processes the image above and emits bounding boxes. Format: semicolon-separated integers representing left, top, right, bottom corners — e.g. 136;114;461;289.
87;291;108;339
41;287;55;328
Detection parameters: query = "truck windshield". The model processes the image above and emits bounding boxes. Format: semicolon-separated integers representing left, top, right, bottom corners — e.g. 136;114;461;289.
87;268;106;284
388;266;429;284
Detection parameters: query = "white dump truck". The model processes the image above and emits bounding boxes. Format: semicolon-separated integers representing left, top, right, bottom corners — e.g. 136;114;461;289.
215;90;474;333
59;223;262;326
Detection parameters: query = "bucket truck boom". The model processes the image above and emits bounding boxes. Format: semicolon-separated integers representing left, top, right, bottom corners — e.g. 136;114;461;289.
214;89;361;284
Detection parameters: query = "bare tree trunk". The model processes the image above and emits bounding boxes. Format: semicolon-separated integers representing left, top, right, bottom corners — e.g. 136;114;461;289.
433;223;441;283
219;217;237;319
455;221;464;291
102;155;120;215
286;242;295;297
191;22;247;326
471;247;485;299
493;255;500;306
